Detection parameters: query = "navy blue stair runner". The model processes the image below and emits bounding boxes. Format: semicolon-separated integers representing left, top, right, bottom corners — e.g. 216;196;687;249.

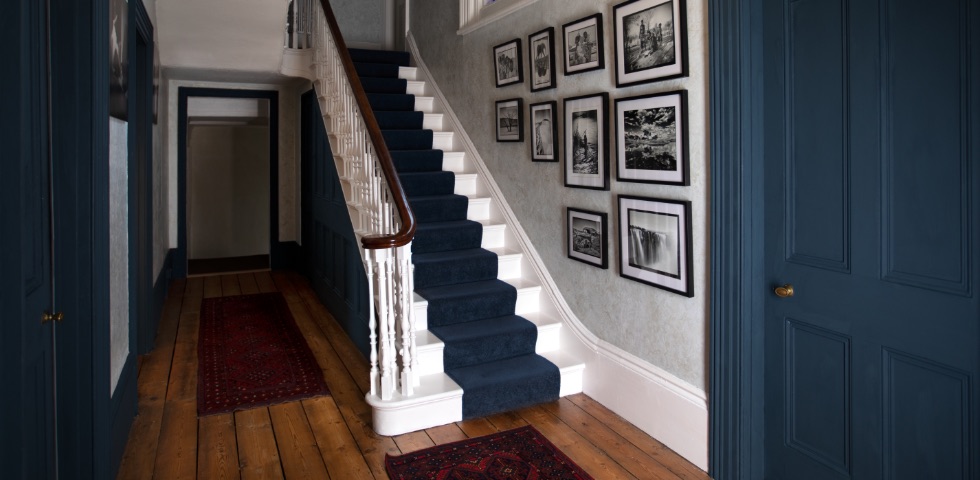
349;48;560;419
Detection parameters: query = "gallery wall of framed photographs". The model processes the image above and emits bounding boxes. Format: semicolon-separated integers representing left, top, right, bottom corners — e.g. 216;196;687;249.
491;0;696;297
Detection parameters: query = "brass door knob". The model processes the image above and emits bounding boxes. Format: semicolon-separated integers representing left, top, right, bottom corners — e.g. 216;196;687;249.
774;284;794;298
42;311;64;324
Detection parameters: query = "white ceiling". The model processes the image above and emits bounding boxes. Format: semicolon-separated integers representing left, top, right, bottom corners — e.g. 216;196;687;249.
157;0;290;77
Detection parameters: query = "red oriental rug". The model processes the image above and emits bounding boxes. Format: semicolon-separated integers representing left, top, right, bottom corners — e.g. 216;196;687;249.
197;292;329;416
385;425;593;479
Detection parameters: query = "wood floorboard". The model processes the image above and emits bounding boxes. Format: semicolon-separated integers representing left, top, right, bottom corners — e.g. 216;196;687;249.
119;272;711;480
197;413;241;480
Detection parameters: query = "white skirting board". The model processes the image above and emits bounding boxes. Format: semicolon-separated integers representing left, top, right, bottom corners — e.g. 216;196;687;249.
405;32;709;472
584;341;709;470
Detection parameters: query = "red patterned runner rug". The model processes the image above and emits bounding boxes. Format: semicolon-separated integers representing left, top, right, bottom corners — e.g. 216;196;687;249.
197;292;329;416
385;425;594;479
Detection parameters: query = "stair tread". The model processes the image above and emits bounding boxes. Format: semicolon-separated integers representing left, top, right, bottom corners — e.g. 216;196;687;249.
429;314;536;341
413;248;498;265
446;353;558;389
349;48;411;66
416;278;516;302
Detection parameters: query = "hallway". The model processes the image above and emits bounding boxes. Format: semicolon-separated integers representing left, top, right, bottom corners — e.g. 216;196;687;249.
115;271;709;479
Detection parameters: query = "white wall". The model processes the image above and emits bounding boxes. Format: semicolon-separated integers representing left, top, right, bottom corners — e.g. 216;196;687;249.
410;0;709;390
187;124;271;259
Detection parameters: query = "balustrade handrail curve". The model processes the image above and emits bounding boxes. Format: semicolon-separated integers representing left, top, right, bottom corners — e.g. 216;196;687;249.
316;0;416;250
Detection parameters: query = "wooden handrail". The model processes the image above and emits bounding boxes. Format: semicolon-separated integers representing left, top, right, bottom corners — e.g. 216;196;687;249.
317;0;417;249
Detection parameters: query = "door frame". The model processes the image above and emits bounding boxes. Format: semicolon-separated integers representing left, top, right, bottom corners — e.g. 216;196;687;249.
708;0;767;478
174;87;280;278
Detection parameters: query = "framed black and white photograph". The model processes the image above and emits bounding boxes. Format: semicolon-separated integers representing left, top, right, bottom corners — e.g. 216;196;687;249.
529;27;557;91
530;101;558;161
567;207;608;269
494;38;523;87
109;0;128;120
564;93;609;190
618;195;693;296
496;98;524;142
613;0;687;87
562;13;604;76
615;90;688;185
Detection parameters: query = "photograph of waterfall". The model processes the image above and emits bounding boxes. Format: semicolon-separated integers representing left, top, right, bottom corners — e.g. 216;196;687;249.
616;90;689;185
618;195;693;296
564;93;610;190
567;207;608;268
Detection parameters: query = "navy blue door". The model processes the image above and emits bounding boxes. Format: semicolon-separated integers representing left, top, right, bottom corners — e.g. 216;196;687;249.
762;0;979;478
1;0;56;476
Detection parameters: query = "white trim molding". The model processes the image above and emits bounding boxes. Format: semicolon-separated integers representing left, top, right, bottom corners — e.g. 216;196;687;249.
457;0;543;35
406;33;709;472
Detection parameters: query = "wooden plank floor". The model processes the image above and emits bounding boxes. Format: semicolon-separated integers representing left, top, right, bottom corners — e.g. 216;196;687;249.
117;271;711;480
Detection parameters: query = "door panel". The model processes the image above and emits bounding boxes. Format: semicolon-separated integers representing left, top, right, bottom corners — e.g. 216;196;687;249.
763;0;978;478
881;0;970;292
785;0;849;272
300;90;371;357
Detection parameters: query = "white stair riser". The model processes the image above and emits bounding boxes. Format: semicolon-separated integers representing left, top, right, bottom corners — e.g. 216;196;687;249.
406;81;425;96
453;174;478;196
497;254;522;279
514;285;541;314
442;152;466;173
467;198;491;221
482;224;506;249
558;366;585;397
398;66;418;80
432;132;453;150
415;96;434;112
423;114;443;130
416;343;444;376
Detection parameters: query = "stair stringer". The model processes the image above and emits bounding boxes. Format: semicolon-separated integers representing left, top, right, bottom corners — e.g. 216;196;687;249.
405;34;710;470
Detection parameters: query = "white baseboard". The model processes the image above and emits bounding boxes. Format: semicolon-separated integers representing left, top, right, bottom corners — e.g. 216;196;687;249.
584;341;708;471
406;33;709;473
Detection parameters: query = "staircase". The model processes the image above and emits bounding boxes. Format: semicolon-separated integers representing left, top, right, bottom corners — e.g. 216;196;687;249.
346;48;585;433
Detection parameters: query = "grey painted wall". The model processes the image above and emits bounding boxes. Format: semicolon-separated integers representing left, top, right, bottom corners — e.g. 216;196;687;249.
333;0;387;48
109;118;130;394
411;0;709;390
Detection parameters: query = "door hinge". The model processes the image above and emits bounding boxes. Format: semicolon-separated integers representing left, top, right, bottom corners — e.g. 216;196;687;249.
41;311;64;324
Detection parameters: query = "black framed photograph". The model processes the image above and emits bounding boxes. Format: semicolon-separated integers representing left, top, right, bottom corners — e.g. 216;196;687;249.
618;195;693;297
567;207;608;269
564;93;609;190
615;90;689;185
562;13;604;76
494;39;523;87
530;101;558;161
496;98;524;142
109;0;128;120
613;0;688;87
529;27;557;91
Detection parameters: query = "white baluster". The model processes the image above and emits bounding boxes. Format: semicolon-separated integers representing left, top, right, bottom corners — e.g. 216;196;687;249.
364;256;378;397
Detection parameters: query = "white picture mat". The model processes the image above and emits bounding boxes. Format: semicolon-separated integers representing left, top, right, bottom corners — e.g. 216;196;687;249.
565;95;606;188
615;0;684;83
568;210;604;263
619;197;689;292
616;93;684;183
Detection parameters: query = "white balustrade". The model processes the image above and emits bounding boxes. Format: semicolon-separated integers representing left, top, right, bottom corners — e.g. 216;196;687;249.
309;0;418;401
